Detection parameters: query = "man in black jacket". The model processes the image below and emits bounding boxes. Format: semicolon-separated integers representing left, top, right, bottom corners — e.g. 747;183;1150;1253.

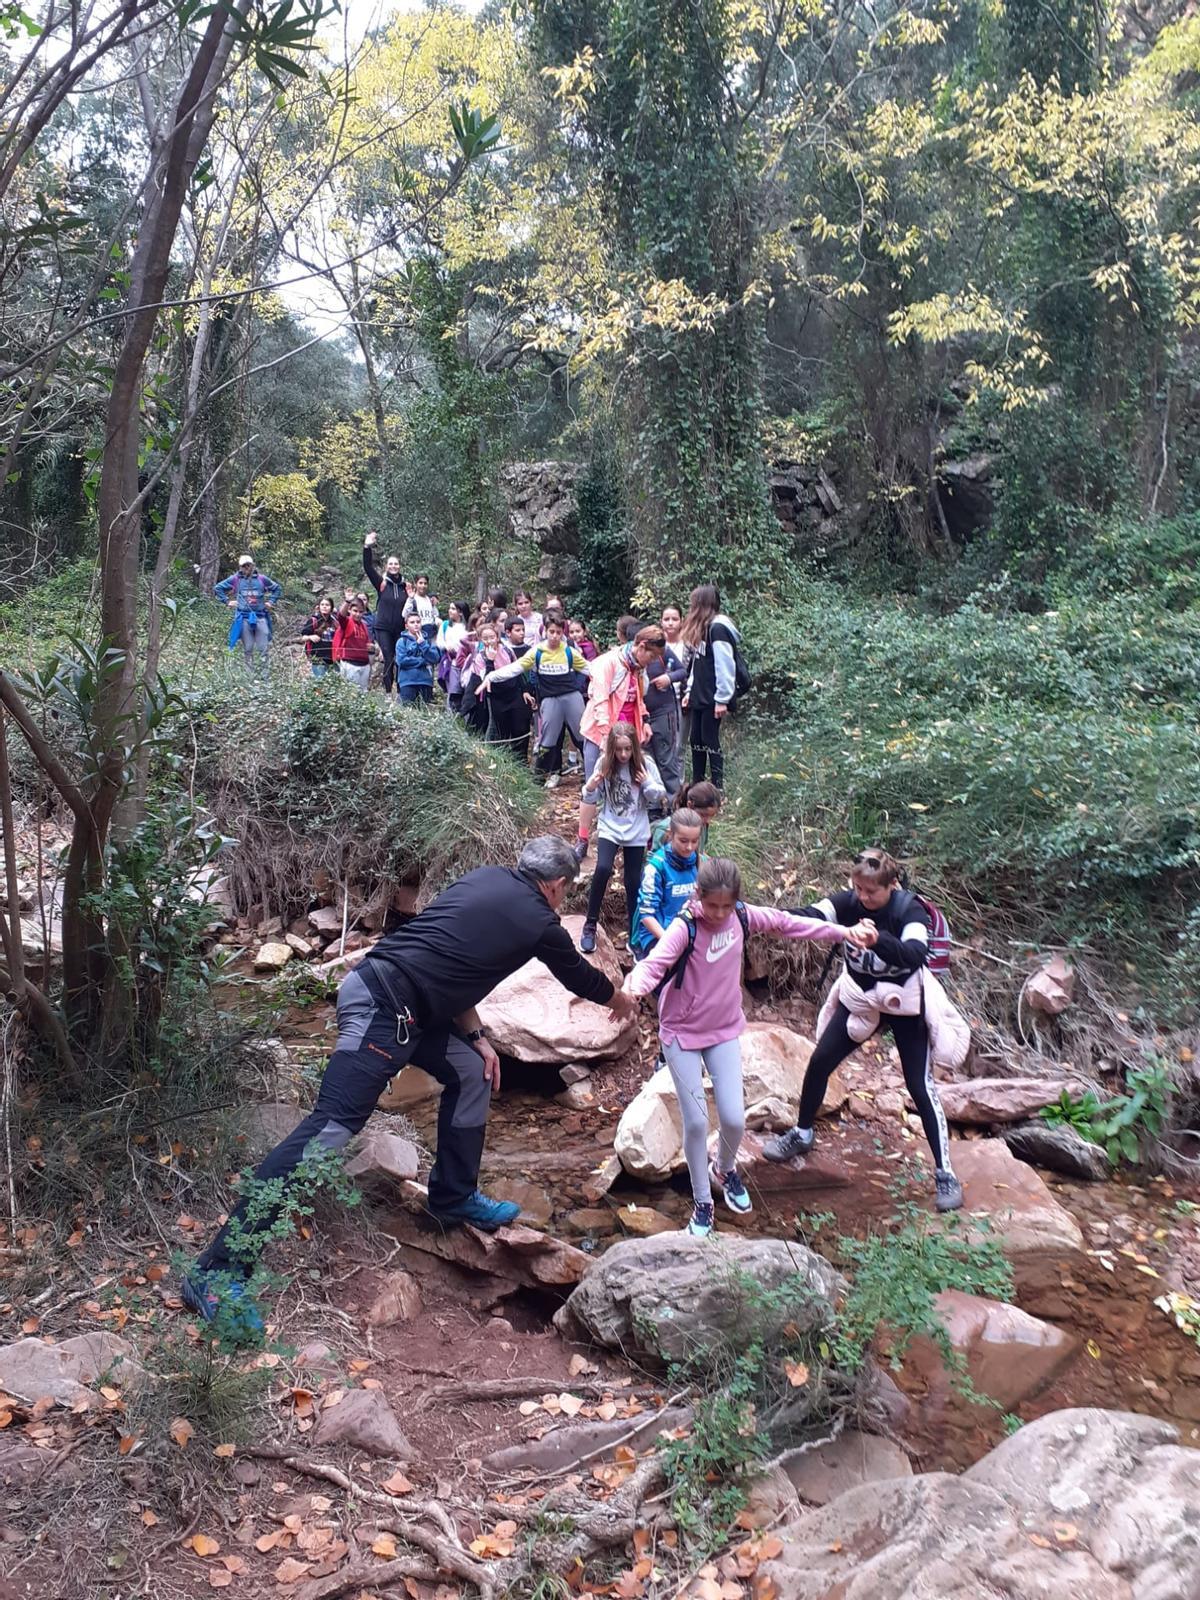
362;529;405;695
182;837;635;1326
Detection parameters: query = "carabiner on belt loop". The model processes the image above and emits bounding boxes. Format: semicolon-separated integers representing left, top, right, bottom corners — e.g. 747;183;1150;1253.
395;1008;412;1049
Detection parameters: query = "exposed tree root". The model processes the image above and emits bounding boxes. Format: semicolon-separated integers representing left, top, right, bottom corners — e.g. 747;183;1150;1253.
297;1558;438;1600
416;1375;655;1410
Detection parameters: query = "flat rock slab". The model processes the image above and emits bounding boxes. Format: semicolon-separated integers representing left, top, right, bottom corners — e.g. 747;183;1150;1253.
313;1389;413;1459
366;1272;423;1327
719;1130;853;1193
946;1139;1085;1258
0;1333;140;1406
905;1289;1077;1414
382;1208;589;1290
938;1077;1090;1126
783;1430;912;1507
482;1404;692;1474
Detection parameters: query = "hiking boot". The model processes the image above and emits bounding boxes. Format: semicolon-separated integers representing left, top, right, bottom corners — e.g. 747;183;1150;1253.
180;1269;265;1340
573;837;590;864
762;1125;815;1162
544;772;561;790
710;1161;753;1215
685;1200;716;1238
579;922;598;954
935;1170;964;1213
429;1190;521;1232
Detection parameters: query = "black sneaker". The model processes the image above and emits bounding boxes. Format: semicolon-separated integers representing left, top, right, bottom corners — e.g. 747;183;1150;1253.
935;1170;964;1213
686;1201;716;1238
762;1126;815;1162
573;837;590;864
580;922;597;954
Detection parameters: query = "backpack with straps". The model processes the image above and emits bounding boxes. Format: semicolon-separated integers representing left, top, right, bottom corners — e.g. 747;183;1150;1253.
533;643;579;675
895;889;951;975
655;902;751;994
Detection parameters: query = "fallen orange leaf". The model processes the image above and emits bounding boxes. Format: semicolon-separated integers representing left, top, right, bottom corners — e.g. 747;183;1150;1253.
274;1556;311;1584
382;1471;414;1496
214;1443;235;1458
169;1417;195;1448
188;1534;221;1558
783;1361;809;1388
372;1534;397;1559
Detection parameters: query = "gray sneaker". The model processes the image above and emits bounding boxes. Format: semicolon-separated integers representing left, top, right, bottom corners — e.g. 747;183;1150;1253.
935;1170;964;1212
762;1126;815;1162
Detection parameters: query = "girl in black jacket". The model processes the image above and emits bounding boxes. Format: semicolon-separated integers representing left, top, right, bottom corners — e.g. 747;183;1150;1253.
680;584;741;789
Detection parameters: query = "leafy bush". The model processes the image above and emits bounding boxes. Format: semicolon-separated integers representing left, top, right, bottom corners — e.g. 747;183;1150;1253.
1041;1059;1172;1165
729;576;1200;996
187;669;542;921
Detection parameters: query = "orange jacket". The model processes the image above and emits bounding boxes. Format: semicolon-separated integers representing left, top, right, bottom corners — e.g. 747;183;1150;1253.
581;646;648;747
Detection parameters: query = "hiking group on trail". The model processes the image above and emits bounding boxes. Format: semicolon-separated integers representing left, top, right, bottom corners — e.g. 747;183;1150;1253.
188;534;968;1327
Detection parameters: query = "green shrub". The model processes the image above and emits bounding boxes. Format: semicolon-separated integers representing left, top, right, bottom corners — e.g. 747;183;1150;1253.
185;669;542;921
730;576;1200;991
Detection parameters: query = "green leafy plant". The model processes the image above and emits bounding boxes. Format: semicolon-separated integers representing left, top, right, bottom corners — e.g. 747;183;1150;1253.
1040;1059;1172;1165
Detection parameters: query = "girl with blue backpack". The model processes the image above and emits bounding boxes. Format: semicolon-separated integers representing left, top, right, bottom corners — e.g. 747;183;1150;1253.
631;807;703;958
626;856;849;1238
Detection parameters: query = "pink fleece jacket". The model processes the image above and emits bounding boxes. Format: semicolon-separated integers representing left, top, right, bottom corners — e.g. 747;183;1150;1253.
625;902;846;1049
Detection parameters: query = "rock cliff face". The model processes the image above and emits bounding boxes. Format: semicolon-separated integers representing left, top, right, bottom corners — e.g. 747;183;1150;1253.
499;460;585;593
499;457;859;593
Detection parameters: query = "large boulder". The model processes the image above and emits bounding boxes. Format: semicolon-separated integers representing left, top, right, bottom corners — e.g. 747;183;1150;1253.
938;1077;1090;1126
966;1408;1200;1586
0;1333;140;1407
740;1023;816;1129
614;1067;701;1181
762;1470;1122;1600
904;1289;1077;1415
764;1408;1200;1600
477;916;636;1065
554;1234;841;1366
1002;1121;1110;1182
312;1389;413;1459
947;1139;1084;1260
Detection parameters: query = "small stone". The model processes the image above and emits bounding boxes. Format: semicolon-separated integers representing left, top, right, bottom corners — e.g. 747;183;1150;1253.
294;1340;340;1378
582;1153;622;1203
565;1208;615;1234
615;1204;677;1237
313;1389;412;1459
285;932;315;958
486;1178;554;1226
559;1064;593;1087
366;1273;423;1327
253;941;292;972
308;905;344;936
742;1464;800;1526
556;1082;596;1110
344;1131;420;1184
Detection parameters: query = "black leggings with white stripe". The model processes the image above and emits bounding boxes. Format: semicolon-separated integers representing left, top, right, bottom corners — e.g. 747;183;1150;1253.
796;1003;952;1171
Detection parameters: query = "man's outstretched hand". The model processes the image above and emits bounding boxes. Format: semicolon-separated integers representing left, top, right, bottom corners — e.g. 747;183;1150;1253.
473;1034;502;1092
607;988;638;1022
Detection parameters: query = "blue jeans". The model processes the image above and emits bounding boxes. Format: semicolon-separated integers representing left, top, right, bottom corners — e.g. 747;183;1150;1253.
398;682;433;705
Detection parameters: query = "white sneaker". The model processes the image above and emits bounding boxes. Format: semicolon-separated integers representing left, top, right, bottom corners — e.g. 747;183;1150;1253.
686;1201;716;1237
709;1160;753;1215
544;773;561;790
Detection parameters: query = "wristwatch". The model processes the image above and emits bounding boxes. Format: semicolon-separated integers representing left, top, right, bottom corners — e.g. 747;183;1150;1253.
466;1027;486;1044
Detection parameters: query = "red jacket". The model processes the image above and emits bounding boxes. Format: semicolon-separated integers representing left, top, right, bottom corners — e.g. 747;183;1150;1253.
332;615;371;664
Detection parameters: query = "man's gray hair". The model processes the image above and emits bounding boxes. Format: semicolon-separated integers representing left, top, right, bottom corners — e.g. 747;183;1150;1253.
518;834;580;885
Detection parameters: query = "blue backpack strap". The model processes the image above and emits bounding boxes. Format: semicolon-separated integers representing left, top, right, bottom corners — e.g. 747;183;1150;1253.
736;901;750;945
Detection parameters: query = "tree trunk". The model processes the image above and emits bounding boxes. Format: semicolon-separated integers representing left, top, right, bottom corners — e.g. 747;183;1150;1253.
71;3;244;1046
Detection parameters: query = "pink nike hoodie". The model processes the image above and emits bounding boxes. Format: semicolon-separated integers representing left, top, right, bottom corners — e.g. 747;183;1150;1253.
625;902;846;1050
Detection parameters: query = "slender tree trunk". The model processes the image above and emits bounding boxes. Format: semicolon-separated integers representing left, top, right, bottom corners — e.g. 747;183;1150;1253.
197;427;221;594
74;3;244;1045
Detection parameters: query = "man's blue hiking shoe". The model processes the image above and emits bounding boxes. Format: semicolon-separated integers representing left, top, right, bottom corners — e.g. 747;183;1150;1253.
429;1190;520;1231
180;1269;265;1340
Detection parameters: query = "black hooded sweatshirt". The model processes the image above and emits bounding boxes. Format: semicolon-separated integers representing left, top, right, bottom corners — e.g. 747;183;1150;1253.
363;545;406;633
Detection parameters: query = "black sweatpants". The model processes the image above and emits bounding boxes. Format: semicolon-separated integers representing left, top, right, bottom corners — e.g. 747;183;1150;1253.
585;838;646;937
689;704;724;788
795;1003;952;1171
490;699;532;764
376;628;400;695
197;966;491;1273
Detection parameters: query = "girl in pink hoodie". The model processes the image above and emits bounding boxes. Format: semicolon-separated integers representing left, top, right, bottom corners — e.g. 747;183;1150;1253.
625;857;851;1237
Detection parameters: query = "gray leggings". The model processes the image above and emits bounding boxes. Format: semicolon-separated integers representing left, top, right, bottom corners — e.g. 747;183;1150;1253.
663;1037;745;1205
239;618;269;673
536;692;584;764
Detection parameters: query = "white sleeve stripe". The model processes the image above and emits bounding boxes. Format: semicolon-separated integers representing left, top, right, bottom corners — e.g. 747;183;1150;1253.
901;920;929;943
815;898;837;922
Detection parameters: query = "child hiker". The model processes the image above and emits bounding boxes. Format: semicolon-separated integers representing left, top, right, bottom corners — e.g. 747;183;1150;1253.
631;806;703;959
625;856;851;1238
578;725;665;954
